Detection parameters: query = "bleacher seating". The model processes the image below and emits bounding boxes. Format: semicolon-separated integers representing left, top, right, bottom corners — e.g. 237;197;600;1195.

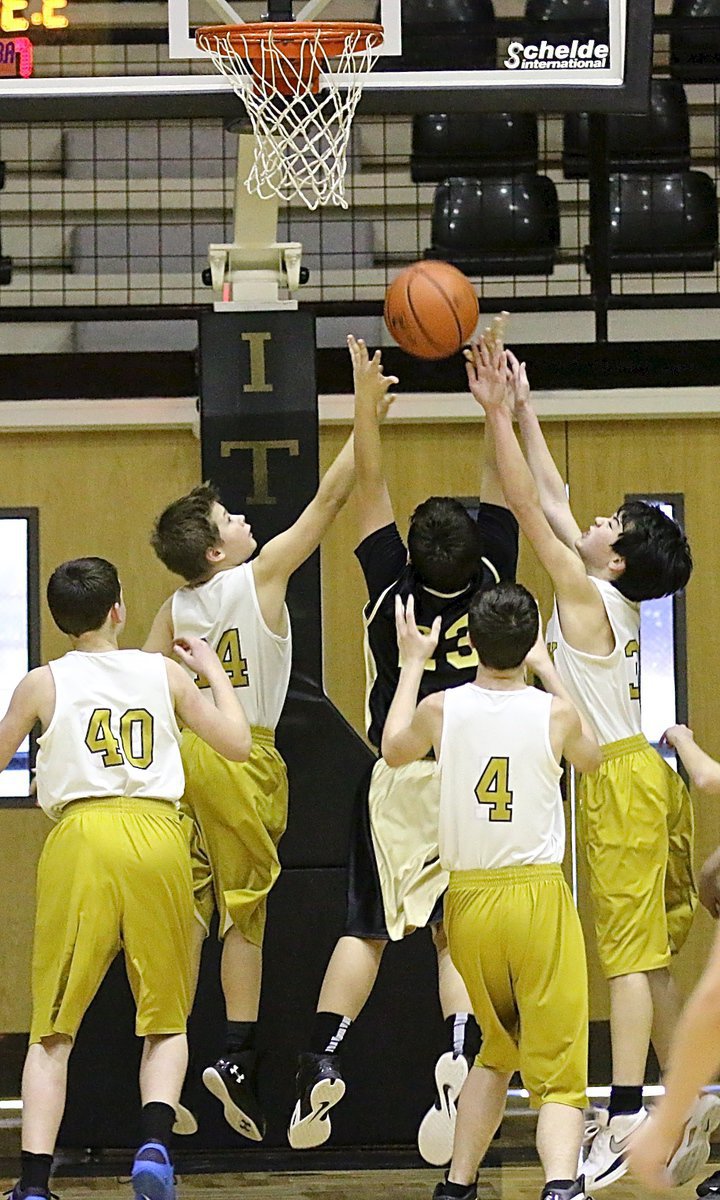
425;174;561;275
411;113;539;184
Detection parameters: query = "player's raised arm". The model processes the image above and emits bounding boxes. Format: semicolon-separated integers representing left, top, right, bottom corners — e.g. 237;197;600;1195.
352;335;398;541
381;595;443;767
506;350;582;552
466;314;511;511
166;635;251;762
467;341;606;637
0;669;48;773
253;336;397;628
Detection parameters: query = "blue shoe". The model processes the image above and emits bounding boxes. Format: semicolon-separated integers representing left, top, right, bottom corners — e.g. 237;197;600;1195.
131;1142;175;1200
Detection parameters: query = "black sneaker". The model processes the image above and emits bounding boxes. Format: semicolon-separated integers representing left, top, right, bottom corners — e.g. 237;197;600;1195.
541;1179;586;1200
202;1050;266;1140
698;1169;720;1197
287;1051;346;1149
431;1176;477;1200
6;1186;55;1200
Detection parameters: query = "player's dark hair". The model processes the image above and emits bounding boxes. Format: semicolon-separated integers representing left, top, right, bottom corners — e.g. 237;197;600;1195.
407;497;481;592
151;483;221;582
47;557;122;637
612;500;693;602
468;581;539;670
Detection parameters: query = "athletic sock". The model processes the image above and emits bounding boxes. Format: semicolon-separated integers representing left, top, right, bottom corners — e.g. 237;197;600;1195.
309;1011;353;1056
445;1012;482;1061
543;1180;575;1194
20;1152;53;1193
608;1085;643;1119
225;1020;256;1056
140;1101;175;1149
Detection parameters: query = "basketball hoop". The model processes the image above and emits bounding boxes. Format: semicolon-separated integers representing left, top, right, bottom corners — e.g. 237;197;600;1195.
196;21;384;211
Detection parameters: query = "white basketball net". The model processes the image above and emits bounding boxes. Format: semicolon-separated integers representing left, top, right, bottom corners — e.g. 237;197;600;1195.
197;25;383;211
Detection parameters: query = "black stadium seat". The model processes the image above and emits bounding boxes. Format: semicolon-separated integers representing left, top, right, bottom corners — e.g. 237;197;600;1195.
670;0;720;82
375;0;496;72
583;171;719;273
563;79;691;178
425;174;561;275
411;113;539;183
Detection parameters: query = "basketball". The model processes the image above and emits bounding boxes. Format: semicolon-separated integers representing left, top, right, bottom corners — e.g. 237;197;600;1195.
383;260;479;360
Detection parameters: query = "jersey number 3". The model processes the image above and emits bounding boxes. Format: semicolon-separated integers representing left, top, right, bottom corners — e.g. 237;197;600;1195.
475;756;513;822
85;708;154;769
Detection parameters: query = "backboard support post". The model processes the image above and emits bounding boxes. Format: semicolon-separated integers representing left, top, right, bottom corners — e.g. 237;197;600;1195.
207;132;303;312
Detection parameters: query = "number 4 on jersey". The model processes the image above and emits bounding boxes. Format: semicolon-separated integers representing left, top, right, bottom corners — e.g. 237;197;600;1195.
195;628;249;689
475;756;513;822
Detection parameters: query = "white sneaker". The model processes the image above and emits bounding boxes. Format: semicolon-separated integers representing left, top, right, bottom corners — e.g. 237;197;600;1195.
668;1094;720;1186
173;1103;198;1135
417;1051;470;1166
578;1106;609;1175
582;1108;648;1190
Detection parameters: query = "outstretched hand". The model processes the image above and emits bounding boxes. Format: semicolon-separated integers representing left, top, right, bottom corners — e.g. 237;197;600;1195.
465;337;508;414
174;635;222;678
505;349;531;417
629;1113;675;1192
395;593;441;667
348;334;398;423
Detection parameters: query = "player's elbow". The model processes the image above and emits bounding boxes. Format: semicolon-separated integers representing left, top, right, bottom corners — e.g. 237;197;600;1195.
692;767;720;796
573;744;602;774
381;739;406;768
223;729;252;762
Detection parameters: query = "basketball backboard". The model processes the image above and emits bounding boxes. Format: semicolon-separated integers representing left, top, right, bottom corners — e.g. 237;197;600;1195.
0;0;650;119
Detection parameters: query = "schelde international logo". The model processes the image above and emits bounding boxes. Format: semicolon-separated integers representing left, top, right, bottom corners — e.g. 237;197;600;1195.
504;38;610;69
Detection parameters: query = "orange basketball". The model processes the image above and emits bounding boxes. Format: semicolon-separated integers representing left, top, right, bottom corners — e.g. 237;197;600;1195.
383;260;479;360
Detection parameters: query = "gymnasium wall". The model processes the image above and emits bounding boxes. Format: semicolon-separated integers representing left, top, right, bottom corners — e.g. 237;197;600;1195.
0;413;717;1038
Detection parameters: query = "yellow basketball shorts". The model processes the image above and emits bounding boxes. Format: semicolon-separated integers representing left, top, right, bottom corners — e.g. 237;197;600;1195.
180;726;288;945
579;734;697;979
30;798;194;1045
446;863;588;1110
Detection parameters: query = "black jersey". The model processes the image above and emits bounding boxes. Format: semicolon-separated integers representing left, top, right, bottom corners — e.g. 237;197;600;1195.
356;502;520;749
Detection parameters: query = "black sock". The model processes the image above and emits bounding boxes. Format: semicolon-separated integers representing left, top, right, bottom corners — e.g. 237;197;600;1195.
309;1011;353;1056
226;1020;256;1056
443;1181;476;1198
140;1101;175;1149
445;1012;482;1062
608;1084;643;1118
20;1152;53;1194
543;1181;575;1194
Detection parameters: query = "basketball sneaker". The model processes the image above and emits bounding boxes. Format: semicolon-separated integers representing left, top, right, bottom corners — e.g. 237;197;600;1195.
172;1103;198;1136
540;1180;586;1200
417;1050;471;1166
7;1185;56;1200
202;1050;266;1141
287;1051;346;1149
698;1167;720;1196
431;1174;477;1200
668;1094;720;1186
581;1107;648;1190
130;1141;175;1200
577;1105;609;1174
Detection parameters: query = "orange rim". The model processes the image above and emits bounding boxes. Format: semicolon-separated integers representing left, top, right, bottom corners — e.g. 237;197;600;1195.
195;20;385;61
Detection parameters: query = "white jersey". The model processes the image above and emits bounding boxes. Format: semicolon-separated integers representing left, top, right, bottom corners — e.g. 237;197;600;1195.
171;562;291;730
36;649;184;819
545;577;641;746
438;683;564;872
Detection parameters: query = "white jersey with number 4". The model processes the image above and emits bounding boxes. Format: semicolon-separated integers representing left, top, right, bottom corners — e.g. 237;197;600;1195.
35;649;184;819
438;683;564;872
545;576;641;746
171;562;291;731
